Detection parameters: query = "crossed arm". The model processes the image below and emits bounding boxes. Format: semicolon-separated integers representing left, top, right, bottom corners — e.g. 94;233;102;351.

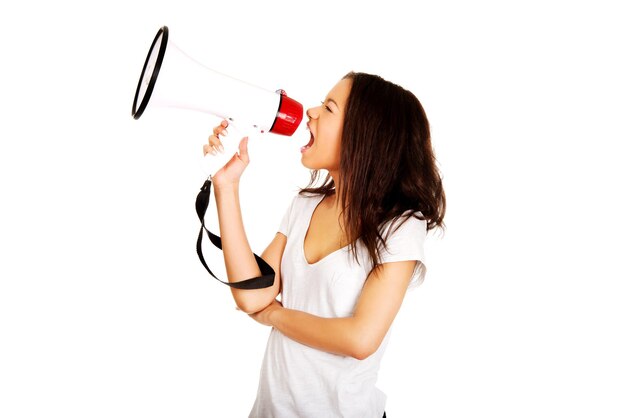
250;257;416;360
215;185;416;360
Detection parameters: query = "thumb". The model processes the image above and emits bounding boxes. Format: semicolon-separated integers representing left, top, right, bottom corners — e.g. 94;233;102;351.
237;136;250;163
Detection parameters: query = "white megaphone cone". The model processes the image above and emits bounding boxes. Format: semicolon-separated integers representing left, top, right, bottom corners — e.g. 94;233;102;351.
132;26;306;176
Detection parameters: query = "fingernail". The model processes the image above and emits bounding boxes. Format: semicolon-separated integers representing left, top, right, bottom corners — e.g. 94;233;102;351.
222;129;228;137
218;145;224;153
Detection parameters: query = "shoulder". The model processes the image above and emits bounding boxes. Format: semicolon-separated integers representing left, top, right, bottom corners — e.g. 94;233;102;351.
287;192;325;211
380;211;427;240
376;212;427;264
377;212;428;289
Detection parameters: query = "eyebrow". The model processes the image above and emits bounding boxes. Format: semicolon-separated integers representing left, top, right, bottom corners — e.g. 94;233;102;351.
325;98;340;109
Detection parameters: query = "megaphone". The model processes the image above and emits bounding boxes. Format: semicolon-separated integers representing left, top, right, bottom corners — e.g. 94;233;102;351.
132;26;303;137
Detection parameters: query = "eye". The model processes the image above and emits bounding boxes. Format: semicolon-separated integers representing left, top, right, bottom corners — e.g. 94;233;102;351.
321;101;332;112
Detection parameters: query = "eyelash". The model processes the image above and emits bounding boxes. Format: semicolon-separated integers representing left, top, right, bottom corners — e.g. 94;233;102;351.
321;101;332;112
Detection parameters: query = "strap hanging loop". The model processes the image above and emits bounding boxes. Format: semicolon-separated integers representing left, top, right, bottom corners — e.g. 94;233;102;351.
195;178;275;289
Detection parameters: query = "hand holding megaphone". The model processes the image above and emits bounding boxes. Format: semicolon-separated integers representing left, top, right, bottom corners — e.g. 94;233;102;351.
200;119;250;181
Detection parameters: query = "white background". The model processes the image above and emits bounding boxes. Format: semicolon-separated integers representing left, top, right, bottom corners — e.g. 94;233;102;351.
1;1;625;417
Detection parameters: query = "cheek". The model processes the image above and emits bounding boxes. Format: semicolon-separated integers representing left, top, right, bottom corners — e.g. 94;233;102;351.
324;136;342;168
322;124;342;149
330;139;341;161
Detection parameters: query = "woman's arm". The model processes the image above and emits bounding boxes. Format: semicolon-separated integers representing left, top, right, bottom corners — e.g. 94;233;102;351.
205;121;283;314
215;184;284;313
250;260;417;360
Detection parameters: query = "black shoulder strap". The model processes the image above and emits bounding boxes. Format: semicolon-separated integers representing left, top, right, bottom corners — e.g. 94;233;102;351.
195;178;275;289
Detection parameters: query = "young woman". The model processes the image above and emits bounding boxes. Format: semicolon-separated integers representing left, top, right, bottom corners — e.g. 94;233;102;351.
203;72;445;418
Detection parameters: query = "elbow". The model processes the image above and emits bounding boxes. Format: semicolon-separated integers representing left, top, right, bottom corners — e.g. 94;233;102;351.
235;299;265;315
348;331;381;361
234;296;275;315
350;344;377;361
231;286;278;314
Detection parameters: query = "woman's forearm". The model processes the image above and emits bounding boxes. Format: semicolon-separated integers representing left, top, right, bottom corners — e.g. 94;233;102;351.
268;307;374;360
214;184;259;280
214;184;278;312
255;262;417;360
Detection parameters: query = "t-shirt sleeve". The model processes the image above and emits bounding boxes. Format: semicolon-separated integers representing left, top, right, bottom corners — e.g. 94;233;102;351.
278;195;298;237
378;214;428;289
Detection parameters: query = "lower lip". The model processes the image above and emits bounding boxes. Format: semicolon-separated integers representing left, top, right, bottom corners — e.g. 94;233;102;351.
300;145;312;153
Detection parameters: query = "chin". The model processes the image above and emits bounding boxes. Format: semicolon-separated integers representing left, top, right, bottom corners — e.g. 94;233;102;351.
300;150;339;172
300;156;317;170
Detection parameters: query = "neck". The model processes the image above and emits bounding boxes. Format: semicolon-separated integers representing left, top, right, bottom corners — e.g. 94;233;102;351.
328;170;343;211
327;170;349;235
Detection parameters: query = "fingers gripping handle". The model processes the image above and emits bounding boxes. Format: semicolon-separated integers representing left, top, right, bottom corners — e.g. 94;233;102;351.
199;121;258;177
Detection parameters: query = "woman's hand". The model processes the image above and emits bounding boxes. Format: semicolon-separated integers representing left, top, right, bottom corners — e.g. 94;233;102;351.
248;299;283;327
203;120;250;190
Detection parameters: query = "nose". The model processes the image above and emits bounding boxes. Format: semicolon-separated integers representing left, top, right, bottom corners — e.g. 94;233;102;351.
306;106;319;120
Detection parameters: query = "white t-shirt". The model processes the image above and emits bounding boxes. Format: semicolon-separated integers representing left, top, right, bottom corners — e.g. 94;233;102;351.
249;193;427;418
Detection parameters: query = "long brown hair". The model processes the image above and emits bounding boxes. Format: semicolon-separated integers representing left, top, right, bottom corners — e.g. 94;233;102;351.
300;72;446;267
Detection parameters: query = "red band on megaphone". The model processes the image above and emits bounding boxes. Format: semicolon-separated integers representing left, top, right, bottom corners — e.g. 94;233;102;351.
270;93;303;136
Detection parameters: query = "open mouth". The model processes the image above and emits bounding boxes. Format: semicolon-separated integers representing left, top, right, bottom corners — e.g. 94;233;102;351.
301;125;314;153
301;132;315;153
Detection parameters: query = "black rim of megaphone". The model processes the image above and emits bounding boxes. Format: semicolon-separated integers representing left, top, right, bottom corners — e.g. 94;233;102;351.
132;26;169;119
